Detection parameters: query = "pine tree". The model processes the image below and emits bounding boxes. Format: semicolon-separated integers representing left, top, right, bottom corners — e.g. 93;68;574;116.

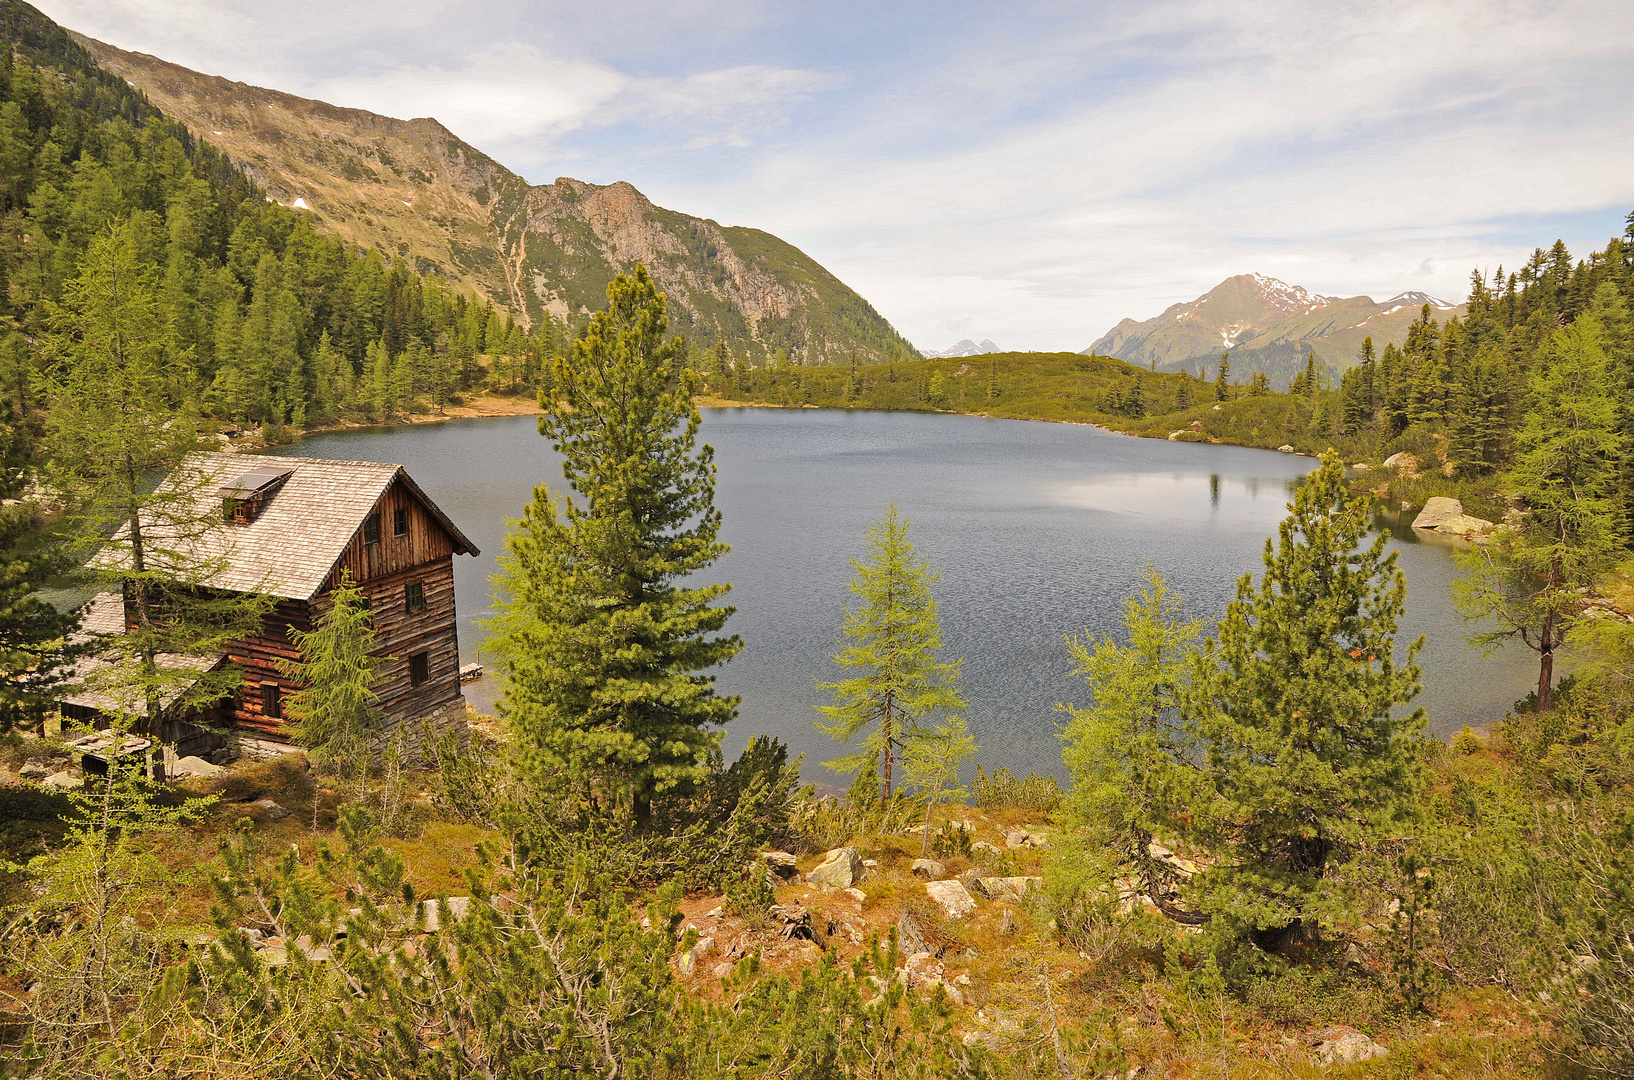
1214;354;1231;401
489;265;740;821
1190;453;1426;946
816;504;965;801
278;571;383;775
1247;371;1271;397
1455;315;1624;711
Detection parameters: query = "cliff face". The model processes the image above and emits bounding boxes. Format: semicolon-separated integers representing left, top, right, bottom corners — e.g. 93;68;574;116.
79;35;916;363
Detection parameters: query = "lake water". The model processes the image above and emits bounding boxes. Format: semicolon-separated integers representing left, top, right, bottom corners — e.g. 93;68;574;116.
265;408;1538;782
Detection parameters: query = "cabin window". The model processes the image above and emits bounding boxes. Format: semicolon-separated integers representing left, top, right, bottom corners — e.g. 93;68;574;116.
363;512;381;546
405;581;425;613
260;682;282;719
393;507;408;537
409;652;429;688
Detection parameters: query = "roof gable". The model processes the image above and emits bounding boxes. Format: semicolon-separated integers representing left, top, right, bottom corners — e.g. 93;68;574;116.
102;453;478;601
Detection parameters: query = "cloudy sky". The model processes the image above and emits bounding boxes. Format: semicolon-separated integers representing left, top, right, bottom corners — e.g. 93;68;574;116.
34;0;1634;352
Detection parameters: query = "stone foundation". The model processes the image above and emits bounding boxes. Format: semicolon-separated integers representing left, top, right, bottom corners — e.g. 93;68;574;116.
228;696;472;765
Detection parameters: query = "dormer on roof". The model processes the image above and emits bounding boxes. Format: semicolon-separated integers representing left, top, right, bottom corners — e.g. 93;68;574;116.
218;465;294;525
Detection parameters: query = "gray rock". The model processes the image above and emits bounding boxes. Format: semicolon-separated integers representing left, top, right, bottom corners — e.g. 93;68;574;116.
42;771;78;789
18;760;49;779
807;846;863;890
897;911;932;958
252;798;291;820
678;949;696;977
926;879;977;919
999;909;1016;935
970;840;1005;859
421;896;472;931
1003;826;1046;849
1277;444;1295;453
911;858;946;881
1382;451;1418;474
760;851;799;878
973;876;1043;903
1308;1025;1388;1065
170;755;225;778
1410;496;1494;538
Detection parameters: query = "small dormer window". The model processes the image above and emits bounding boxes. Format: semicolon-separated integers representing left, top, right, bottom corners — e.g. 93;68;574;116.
217;466;293;526
363;512;381;545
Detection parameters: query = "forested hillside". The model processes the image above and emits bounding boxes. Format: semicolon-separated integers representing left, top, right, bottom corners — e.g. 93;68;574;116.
0;0;565;448
77;33;919;368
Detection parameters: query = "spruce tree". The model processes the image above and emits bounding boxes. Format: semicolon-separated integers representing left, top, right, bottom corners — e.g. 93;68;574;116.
1215;354;1231;401
489;265;739;821
1190;453;1426;946
816;504;965;800
1455;315;1623;710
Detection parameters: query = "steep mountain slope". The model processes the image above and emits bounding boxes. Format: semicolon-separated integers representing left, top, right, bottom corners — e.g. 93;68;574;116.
75;35;916;365
1086;273;1464;386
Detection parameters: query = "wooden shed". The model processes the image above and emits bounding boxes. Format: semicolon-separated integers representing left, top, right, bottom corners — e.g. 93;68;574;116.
88;452;480;749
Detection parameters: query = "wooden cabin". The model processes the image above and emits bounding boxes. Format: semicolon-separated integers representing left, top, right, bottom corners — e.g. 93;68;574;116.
79;452;480;752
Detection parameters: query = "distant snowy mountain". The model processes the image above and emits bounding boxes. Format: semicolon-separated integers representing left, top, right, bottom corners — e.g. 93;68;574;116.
924;338;1001;358
1084;274;1464;387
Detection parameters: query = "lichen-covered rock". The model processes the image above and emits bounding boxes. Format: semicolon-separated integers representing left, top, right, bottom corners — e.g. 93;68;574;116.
1308;1025;1388;1065
1410;496;1495;538
973;876;1043;903
926;879;977;919
807;847;863;889
760;851;799;878
911;858;946;880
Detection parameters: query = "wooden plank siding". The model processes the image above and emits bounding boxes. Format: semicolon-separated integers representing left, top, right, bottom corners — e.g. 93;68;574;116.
223;477;466;741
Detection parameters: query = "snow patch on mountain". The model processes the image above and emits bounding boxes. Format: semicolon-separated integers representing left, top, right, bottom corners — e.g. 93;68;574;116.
924;338;1001;358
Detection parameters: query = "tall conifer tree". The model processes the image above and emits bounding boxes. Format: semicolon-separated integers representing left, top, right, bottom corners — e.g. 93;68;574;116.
490;265;739;822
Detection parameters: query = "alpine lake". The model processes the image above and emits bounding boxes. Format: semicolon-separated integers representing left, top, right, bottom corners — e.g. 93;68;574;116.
264;408;1541;784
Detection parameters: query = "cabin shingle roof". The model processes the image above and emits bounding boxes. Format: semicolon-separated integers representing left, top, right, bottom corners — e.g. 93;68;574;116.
99;453;478;601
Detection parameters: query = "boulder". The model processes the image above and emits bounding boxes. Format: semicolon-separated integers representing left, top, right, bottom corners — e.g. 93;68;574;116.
421;896;472;931
1003;826;1044;849
1351;462;1372;473
973;876;1043;903
18;760;50;779
252;798;291;820
760;851;799;879
911;858;946;881
1410;496;1494;538
678;949;697;977
1382;451;1419;475
170;755;225;779
897;911;932;958
43;771;78;789
807;847;863;889
1277;444;1295;453
970;840;1005;859
1308;1025;1388;1065
926;879;977;919
999;909;1016;935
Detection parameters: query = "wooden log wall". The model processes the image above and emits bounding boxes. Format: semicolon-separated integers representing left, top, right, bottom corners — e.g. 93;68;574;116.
225;558;463;739
326;479;457;590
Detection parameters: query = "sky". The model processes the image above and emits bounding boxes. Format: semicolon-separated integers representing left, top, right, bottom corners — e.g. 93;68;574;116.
33;0;1634;353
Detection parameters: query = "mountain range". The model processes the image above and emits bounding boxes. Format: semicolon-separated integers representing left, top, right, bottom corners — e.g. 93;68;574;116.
76;35;916;366
1084;273;1465;387
923;338;1002;358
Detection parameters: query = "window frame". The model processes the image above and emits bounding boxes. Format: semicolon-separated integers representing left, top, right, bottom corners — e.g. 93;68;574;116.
404;581;425;613
409;651;429;688
260;681;282;719
362;512;381;546
393;506;408;537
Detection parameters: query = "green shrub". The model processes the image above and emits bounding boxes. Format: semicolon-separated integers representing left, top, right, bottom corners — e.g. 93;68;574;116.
972;766;1062;811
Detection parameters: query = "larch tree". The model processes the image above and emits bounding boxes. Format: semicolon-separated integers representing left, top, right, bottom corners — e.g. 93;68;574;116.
489;264;740;823
1190;453;1426;948
279;570;384;777
1058;566;1208;922
903;712;978;855
816;504;966;801
39;221;270;730
1455;314;1624;711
